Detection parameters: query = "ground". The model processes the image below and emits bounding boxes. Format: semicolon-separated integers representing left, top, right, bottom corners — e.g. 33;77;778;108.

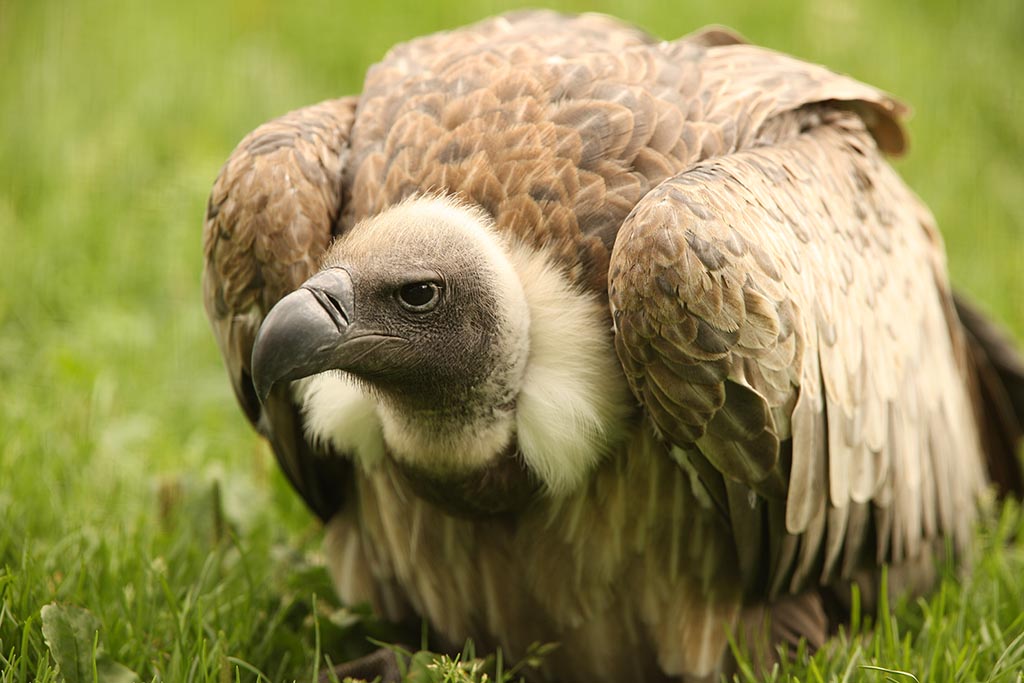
0;0;1022;681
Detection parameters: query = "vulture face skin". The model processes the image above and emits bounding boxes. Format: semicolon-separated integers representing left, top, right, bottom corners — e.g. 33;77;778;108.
203;11;1024;682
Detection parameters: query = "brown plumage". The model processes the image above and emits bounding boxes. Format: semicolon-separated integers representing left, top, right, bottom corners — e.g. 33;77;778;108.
202;11;1023;682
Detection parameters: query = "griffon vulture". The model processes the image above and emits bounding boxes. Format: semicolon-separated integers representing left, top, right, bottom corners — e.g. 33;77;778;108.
203;11;1024;682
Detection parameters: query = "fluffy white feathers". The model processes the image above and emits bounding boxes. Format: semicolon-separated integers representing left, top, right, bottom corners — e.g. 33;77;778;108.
507;242;633;493
295;373;386;468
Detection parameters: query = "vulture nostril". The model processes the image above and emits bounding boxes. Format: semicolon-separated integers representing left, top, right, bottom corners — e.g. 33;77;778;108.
305;286;351;331
323;291;350;325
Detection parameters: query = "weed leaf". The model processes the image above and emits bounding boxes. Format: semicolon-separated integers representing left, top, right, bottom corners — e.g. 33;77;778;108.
40;603;139;683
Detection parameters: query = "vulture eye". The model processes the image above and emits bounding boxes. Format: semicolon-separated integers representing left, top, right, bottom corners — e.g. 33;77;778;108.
397;281;441;312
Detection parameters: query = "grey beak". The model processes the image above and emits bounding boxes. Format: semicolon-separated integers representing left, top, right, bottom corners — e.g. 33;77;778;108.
251;268;356;403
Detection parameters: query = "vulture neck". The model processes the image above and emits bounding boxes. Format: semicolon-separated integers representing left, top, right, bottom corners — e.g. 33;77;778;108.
373;329;530;477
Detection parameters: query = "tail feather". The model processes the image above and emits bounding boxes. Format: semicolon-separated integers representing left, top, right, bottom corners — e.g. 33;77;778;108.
954;291;1024;497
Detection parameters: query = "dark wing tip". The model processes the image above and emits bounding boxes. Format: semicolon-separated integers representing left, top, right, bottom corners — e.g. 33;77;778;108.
954;291;1024;497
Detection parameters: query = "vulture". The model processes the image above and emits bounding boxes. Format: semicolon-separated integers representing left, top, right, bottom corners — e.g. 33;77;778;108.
202;11;1024;682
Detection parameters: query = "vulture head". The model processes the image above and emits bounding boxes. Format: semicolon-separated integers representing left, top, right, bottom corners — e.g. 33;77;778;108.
251;196;631;514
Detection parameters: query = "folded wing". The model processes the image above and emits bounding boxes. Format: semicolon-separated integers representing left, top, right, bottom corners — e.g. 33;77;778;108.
610;105;987;596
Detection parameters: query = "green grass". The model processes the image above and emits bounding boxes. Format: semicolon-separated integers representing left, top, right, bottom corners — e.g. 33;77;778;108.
1;0;1022;681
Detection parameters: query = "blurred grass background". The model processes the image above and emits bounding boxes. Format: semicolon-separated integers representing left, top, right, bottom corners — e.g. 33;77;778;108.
0;0;1021;681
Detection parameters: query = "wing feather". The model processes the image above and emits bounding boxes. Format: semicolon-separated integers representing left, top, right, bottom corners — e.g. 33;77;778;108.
787;371;827;536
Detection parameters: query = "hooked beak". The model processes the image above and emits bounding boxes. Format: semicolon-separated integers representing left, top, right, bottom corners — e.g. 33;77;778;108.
251;268;358;403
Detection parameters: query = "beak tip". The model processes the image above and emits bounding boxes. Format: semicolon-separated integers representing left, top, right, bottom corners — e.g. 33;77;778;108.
250;311;293;405
253;377;272;405
250;330;275;405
